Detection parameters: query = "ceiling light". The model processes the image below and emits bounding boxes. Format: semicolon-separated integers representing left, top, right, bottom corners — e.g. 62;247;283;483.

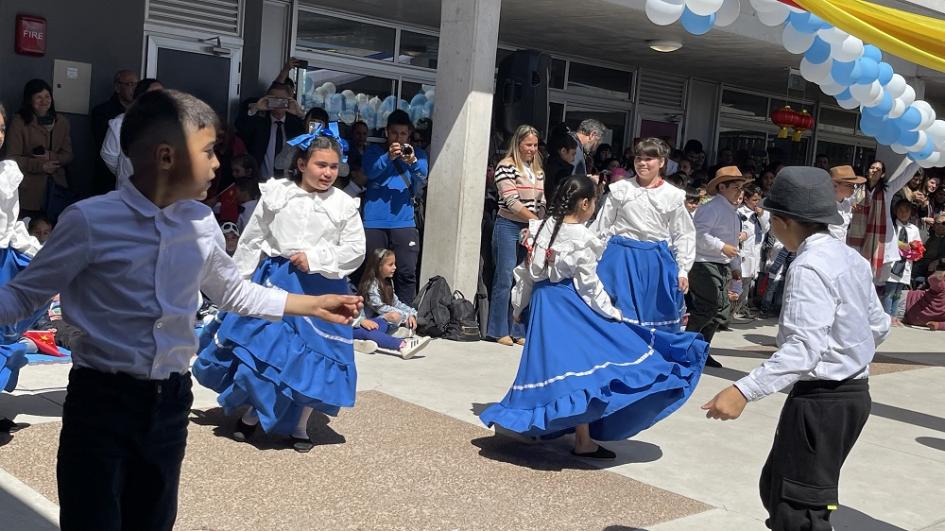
648;40;683;53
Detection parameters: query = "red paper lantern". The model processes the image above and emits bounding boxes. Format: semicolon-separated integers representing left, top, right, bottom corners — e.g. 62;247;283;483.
791;109;815;142
770;106;798;139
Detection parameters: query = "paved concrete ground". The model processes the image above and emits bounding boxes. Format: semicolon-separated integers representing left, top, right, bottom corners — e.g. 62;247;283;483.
1;318;943;530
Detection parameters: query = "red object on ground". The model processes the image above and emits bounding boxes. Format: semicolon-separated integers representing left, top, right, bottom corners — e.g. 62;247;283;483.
22;330;65;357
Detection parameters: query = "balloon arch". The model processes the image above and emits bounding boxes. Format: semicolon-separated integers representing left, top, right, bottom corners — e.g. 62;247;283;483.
644;0;945;168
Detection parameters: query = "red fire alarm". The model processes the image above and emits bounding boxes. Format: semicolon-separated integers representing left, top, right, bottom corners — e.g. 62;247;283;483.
15;15;46;56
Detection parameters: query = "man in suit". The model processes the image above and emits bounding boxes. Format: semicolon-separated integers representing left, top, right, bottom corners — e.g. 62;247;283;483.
236;82;304;179
90;69;138;196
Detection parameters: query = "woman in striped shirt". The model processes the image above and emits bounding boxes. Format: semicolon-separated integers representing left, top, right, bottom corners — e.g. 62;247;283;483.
487;125;546;346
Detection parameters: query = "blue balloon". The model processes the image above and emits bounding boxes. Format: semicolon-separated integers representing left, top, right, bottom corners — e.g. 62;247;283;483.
899;106;923;131
409;93;427;107
877;62;894;85
908;141;934;161
836;88;852;100
681;8;715;36
804;37;831;64
864;91;893;115
855;58;879;84
898;129;919;147
863;44;883;62
831;60;857;85
876;120;901;145
859;113;884;136
789;11;827;33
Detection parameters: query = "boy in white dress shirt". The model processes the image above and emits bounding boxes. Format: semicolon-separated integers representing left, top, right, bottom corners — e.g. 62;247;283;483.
0;90;362;531
703;166;890;531
687;166;748;366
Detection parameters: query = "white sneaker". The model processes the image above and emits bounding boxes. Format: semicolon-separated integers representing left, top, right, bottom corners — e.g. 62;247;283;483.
392;326;414;339
399;336;431;359
353;339;378;354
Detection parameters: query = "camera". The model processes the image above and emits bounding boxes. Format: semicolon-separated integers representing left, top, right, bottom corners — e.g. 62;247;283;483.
401;144;414;158
268;97;289;110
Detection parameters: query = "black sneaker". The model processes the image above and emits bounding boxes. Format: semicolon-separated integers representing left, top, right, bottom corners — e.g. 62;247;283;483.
290;437;314;453
705;355;723;368
232;418;257;443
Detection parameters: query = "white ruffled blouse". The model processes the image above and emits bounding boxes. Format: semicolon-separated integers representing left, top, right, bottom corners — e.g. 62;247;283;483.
511;218;622;321
590;179;696;277
0;160;42;257
233;179;366;279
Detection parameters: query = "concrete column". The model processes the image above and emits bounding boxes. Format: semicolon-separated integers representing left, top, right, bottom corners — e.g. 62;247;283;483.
877;77;926;170
420;0;501;296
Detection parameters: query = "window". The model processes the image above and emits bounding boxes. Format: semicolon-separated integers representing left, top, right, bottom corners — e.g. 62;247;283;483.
399;31;438;69
565;106;627;152
720;90;768;120
818;108;857;135
296;11;395;60
550;59;566;90
297;66;396;132
567;62;632;100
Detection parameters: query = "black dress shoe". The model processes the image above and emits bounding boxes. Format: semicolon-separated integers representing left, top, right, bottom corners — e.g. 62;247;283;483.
571;445;616;460
232;418;257;442
705;355;723;368
290;437;314;453
0;418;21;433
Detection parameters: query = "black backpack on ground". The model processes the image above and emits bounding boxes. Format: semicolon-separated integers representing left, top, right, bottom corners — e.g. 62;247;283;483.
413;277;481;341
444;291;481;342
413;276;453;338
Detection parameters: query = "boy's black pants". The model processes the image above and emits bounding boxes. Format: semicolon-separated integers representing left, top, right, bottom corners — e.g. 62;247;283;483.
760;378;871;531
57;368;193;531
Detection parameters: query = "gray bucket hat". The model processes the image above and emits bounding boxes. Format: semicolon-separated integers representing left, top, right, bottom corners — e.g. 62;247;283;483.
762;166;843;225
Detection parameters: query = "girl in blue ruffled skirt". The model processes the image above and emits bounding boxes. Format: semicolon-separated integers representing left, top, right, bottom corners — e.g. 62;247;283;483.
479;175;708;458
194;128;365;452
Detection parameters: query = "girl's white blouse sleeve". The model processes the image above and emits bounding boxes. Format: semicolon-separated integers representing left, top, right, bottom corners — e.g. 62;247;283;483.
566;229;623;321
0;161;42;258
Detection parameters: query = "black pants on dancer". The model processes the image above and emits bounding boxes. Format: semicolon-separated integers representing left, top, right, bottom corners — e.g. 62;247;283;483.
759;379;870;531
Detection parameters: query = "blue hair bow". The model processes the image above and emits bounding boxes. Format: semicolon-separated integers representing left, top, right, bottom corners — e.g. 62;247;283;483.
287;123;349;163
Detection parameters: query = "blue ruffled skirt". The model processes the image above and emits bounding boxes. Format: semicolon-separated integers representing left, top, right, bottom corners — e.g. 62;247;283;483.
478;280;707;441
0;247;49;393
597;236;685;332
193;257;357;436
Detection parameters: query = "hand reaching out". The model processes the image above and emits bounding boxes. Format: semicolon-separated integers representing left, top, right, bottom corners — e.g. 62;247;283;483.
289;252;309;272
702;385;748;420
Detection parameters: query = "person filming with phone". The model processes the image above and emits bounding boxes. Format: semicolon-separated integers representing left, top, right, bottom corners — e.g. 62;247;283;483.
237;82;304;179
360;110;429;303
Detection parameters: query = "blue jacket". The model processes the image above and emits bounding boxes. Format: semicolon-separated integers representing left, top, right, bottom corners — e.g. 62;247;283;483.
362;144;429;229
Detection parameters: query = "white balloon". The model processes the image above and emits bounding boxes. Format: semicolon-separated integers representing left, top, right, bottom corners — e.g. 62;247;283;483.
756;4;789;26
837;97;860;110
927;120;945;150
832;35;864;63
817;26;848;45
322;82;336;95
887;98;907;119
920;151;942;167
819;80;846;96
899;85;916;108
645;0;686;26
906;130;928;151
913;100;936;128
890;143;910;154
714;0;741;26
686;0;724;16
800;58;833;84
783;24;816;54
883;74;906;98
849;81;880;103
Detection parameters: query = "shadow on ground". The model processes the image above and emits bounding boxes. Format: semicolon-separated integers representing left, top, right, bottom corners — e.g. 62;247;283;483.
189;406;346;451
833;506;908;530
916;436;945;452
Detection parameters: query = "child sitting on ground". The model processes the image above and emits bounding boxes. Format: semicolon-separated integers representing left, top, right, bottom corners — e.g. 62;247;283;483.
358;248;419;337
27;215;52;244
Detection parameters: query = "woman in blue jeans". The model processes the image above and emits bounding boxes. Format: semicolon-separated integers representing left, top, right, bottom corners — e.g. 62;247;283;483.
487;125;546;345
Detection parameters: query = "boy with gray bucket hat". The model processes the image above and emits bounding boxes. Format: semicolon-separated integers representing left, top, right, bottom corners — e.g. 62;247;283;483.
702;166;891;531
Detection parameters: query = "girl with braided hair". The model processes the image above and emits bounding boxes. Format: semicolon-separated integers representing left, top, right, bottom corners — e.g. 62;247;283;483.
194;128;365;452
479;175;708;459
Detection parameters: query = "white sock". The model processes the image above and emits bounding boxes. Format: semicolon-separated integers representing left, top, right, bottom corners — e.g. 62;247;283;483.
241;407;259;426
293;406;313;439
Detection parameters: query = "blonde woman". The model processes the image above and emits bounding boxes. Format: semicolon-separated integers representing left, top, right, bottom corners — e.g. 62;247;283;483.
487;125;545;346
